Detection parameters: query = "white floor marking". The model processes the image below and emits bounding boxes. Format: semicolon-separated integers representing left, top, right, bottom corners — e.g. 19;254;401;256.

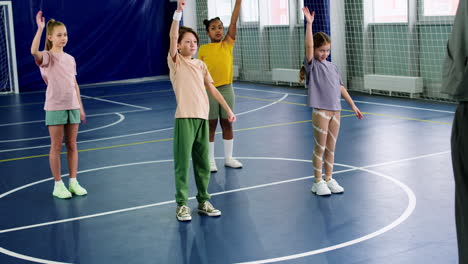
0;151;446;263
0;113;125;144
80;95;151;110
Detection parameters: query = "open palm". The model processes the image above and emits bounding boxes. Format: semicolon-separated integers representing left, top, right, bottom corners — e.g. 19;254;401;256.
36;11;45;29
302;7;315;24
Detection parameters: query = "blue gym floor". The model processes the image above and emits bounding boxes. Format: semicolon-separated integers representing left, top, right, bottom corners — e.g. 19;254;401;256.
0;80;458;263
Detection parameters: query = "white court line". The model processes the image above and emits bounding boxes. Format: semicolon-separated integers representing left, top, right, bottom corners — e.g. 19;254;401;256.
0;154;426;264
235;86;306;97
0;247;71;264
237;94;288;116
235;164;417;264
0;109;146;127
352;100;455;114
0;150;448;234
0;162;361;233
234;86;456;114
0;93;288;153
0;127;174;153
0;113;125;144
81;95;151;110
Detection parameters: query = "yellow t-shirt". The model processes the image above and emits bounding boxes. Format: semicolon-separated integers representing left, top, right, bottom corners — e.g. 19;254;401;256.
167;53;214;119
198;40;234;88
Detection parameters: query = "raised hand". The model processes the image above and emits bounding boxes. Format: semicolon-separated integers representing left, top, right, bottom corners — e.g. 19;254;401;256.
177;0;186;12
302;7;315;24
36;11;45;30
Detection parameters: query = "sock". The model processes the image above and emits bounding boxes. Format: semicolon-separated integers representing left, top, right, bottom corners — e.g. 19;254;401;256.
209;142;215;162
54;180;64;187
223;139;233;160
69;178;78;184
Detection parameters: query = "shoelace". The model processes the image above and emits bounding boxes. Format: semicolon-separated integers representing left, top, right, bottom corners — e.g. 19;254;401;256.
179;206;190;215
202;202;214;211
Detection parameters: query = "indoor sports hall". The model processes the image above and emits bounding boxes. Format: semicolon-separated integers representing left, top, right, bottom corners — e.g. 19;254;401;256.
0;0;462;263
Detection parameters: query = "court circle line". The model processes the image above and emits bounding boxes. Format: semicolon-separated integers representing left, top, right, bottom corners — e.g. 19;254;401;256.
0;113;125;143
0;157;416;264
0;93;288;153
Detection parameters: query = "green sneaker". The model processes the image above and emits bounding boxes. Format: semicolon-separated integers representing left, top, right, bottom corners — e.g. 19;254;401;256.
68;181;87;196
52;182;72;199
198;201;221;216
176;205;192;221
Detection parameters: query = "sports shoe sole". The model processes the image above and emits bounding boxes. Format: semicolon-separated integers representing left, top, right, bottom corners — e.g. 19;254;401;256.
177;215;192;221
198;209;222;216
53;193;72;199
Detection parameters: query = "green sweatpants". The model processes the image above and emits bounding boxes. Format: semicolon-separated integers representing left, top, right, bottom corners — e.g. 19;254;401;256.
174;118;211;206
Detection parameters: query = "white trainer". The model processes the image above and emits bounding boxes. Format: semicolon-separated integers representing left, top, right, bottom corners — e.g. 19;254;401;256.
311;180;331;196
210;160;218;172
326;178;344;193
176;205;192;221
224;158;243;168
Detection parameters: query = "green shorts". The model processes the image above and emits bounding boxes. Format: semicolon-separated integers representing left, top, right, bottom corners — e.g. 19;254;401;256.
45;109;80;126
208;83;235;120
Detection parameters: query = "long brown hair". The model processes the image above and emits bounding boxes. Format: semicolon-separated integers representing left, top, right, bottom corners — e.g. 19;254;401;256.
45;19;65;51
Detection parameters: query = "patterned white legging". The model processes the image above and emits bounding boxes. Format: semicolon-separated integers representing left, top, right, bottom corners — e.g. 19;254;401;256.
312;108;341;180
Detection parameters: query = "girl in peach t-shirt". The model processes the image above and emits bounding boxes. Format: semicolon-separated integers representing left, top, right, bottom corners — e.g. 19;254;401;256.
31;11;87;199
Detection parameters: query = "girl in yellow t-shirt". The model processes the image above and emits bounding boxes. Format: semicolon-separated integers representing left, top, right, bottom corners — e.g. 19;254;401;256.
198;0;242;172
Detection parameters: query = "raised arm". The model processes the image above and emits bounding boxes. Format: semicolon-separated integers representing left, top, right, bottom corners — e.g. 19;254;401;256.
169;0;185;60
303;7;315;63
31;11;45;63
225;0;242;43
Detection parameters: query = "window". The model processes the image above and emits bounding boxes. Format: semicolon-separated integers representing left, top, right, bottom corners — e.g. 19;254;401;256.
241;0;259;23
373;0;408;23
266;0;289;25
298;0;304;22
423;0;459;16
208;0;233;25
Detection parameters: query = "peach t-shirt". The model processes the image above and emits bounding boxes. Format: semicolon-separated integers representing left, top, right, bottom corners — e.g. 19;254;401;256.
37;51;80;111
167;53;214;119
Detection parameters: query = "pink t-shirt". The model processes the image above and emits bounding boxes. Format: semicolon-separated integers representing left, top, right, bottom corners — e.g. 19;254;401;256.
167;53;214;119
37;51;80;111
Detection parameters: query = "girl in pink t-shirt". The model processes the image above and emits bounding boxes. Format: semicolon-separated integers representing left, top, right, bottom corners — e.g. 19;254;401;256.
30;11;87;199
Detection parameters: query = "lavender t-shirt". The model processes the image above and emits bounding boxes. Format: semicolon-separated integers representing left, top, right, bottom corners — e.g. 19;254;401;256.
304;57;343;111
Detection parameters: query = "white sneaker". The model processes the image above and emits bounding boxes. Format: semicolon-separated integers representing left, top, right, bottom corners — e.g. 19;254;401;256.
198;201;221;216
176;205;192;221
224;158;243;168
311;180;331;196
52;182;72;199
210;160;218;172
326;178;344;193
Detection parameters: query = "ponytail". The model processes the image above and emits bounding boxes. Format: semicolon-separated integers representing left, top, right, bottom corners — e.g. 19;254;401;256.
45;19;65;51
203;17;222;32
299;66;306;83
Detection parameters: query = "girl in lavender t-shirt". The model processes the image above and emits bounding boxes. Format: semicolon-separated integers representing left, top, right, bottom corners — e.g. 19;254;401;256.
300;7;363;196
31;11;87;199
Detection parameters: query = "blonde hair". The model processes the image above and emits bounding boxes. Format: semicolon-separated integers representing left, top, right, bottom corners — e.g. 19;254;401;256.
45;19;65;51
